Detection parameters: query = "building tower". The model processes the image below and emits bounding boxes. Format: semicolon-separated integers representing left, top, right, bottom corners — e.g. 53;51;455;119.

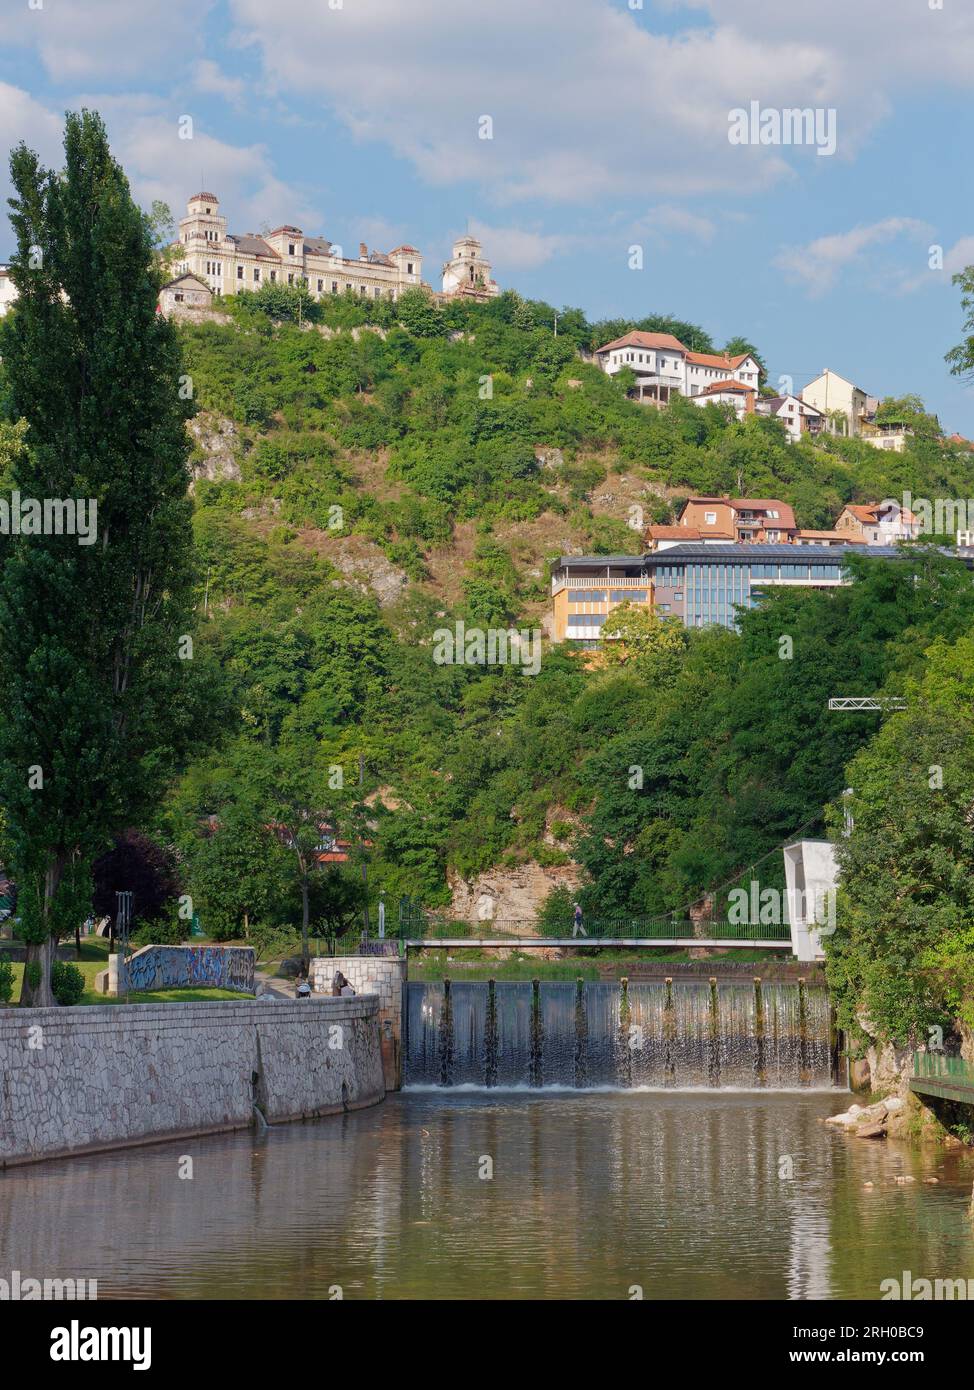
441;235;498;299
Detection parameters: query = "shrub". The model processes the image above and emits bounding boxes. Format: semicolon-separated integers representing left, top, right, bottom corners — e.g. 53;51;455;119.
0;956;13;1003
51;960;84;1006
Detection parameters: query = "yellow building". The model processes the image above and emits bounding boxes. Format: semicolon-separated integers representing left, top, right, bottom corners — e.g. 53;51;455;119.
550;556;653;647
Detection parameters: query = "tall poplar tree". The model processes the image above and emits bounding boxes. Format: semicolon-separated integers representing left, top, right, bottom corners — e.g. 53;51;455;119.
0;111;196;1005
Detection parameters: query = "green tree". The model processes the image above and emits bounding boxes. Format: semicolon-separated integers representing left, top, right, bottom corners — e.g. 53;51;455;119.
397;287;443;338
187;807;291;940
945;265;974;381
0;111;198;1004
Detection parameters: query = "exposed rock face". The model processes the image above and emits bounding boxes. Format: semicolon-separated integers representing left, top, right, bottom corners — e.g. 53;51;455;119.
187;412;241;485
325;538;409;607
534;446;564;471
448;861;582;924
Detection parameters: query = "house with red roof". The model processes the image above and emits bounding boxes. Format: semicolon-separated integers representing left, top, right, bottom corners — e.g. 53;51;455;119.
835;502;920;545
594;330;761;407
675;497;798;544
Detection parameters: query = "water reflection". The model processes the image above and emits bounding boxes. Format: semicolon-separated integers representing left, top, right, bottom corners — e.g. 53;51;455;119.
1;1093;972;1300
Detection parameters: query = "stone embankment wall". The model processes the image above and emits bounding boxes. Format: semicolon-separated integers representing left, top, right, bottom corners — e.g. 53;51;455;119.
310;955;406;1090
0;996;383;1168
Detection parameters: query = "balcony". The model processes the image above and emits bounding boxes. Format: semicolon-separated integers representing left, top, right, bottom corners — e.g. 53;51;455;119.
553;574;649;593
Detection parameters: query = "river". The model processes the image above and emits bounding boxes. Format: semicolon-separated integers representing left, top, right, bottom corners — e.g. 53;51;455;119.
3;1089;973;1299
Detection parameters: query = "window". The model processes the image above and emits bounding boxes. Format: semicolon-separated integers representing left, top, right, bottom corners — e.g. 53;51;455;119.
360;284;367;295
704;511;717;525
611;590;647;603
288;243;295;256
237;265;243;279
407;262;414;274
374;287;381;299
332;281;338;294
253;268;260;282
317;279;323;292
288;273;294;285
269;271;277;282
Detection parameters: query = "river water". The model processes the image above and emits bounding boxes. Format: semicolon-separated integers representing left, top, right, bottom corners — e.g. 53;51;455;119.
3;1089;973;1300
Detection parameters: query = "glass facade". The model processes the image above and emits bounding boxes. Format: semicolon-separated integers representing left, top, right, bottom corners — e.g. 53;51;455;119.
684;562;752;628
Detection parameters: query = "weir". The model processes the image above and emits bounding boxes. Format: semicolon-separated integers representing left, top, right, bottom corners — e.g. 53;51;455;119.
404;978;834;1088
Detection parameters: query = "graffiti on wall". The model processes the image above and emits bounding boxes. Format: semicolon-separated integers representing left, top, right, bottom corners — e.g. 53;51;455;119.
118;945;255;995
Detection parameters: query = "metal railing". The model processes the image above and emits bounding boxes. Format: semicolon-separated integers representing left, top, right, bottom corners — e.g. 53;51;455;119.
395;916;792;943
913;1053;974;1081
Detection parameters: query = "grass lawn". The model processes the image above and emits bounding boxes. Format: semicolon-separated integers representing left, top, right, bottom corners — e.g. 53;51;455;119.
0;936;246;1006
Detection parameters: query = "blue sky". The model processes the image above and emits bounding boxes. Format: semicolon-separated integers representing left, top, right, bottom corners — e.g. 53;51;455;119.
2;0;973;430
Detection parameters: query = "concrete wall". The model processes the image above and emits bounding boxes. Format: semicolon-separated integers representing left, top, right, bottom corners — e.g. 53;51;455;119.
117;943;255;995
0;996;383;1168
310;954;406;1090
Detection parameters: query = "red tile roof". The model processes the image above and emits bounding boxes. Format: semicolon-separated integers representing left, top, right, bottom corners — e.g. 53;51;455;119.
596;330;687;355
698;378;756;395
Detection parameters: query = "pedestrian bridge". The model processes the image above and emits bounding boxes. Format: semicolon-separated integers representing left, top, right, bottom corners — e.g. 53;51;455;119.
909;1053;974;1106
392;919;796;953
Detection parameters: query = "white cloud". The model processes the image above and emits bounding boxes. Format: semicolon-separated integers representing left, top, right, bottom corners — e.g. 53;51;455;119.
630;205;716;245
0;0;212;83
192;60;247;111
468;221;571;271
0;87;320;246
774;218;933;296
226;0;974;206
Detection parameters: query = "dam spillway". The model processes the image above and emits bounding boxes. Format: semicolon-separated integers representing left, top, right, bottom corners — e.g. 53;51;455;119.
404;979;834;1089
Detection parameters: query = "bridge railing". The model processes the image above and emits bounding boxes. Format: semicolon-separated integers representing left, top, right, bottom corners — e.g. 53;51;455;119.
913;1052;974;1081
394;917;792;943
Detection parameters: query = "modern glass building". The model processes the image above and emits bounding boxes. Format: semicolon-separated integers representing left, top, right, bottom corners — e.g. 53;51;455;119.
551;542;904;642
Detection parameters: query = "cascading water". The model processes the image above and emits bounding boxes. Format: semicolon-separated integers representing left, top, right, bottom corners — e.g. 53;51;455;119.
405;978;834;1088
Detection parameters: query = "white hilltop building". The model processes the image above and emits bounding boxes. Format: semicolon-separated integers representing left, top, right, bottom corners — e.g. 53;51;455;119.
170;191;425;303
0;265;17;316
440;234;499;301
169;193;502;309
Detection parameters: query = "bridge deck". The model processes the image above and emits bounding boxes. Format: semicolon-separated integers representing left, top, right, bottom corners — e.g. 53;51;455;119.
407;937;793;950
910;1077;974;1105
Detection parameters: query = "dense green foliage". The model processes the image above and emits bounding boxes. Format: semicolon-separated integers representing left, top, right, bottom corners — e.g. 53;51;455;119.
3;144;974;1036
0;113;210;1004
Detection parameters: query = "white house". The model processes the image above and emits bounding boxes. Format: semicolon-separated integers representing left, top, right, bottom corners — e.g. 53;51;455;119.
690;378;756;419
595;330;762;406
800;369;870;437
756;393;824;443
0;265;17;316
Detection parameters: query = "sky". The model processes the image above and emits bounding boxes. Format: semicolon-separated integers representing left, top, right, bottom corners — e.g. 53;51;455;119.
2;0;973;430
